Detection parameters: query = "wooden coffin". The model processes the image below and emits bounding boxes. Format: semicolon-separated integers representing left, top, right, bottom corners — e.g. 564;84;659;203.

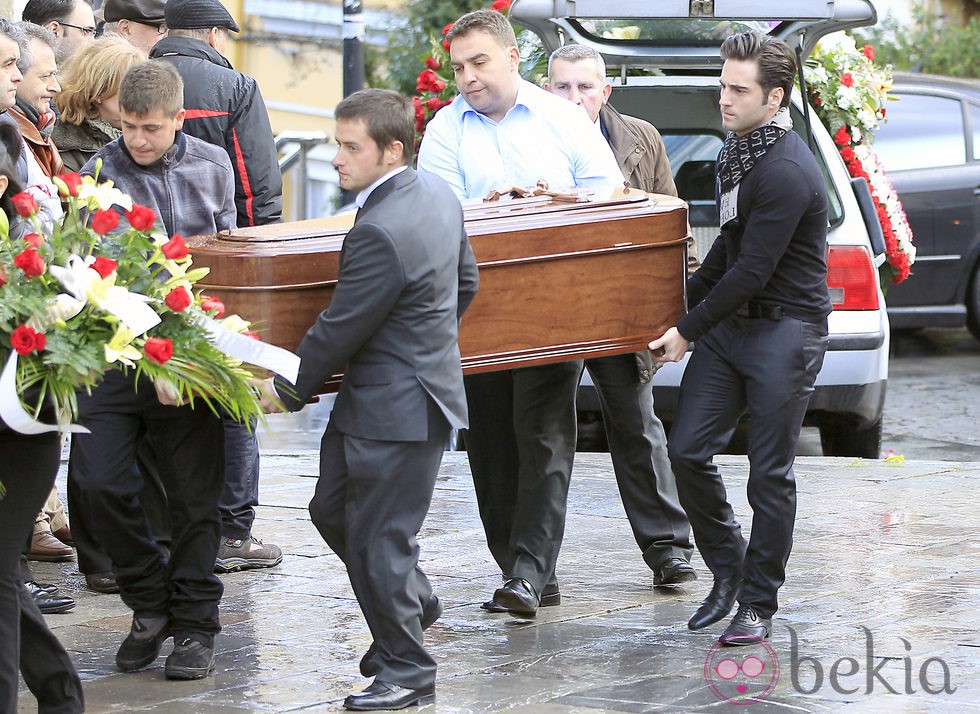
187;190;688;384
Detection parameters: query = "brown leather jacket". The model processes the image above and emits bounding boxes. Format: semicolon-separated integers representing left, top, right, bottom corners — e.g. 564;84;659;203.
8;107;64;179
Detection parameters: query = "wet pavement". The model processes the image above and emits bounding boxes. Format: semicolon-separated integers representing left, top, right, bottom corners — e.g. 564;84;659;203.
22;448;980;712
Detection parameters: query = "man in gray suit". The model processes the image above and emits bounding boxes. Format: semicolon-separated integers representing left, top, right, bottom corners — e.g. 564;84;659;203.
258;89;479;711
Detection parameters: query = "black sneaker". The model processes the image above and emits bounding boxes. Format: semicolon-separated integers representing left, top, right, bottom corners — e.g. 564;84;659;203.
165;636;215;680
215;536;283;573
116;614;170;672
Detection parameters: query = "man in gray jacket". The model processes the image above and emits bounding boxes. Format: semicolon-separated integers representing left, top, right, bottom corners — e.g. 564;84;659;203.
546;44;697;587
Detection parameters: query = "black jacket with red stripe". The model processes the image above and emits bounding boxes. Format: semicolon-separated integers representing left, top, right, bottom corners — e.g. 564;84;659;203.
150;36;282;227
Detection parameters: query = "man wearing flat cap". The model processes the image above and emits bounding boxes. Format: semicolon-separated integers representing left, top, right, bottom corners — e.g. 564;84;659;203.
150;0;285;577
101;0;169;52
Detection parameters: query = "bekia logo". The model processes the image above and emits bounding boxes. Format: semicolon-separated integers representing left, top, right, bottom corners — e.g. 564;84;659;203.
704;626;957;705
704;636;779;705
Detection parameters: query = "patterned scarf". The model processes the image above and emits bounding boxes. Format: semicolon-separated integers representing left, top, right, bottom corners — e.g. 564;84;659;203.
716;108;792;226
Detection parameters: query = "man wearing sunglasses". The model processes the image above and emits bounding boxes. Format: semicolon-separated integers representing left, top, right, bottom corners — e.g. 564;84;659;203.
22;0;96;65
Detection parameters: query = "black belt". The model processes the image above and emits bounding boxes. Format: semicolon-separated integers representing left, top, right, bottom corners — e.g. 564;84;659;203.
736;302;784;320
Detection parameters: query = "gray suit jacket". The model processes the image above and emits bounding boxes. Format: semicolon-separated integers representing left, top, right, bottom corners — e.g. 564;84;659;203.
276;168;479;441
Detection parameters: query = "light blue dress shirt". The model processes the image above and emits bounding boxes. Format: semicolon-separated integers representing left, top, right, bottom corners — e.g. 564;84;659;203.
417;79;624;201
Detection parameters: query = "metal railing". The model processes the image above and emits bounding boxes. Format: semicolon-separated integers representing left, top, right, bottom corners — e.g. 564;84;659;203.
276;130;330;220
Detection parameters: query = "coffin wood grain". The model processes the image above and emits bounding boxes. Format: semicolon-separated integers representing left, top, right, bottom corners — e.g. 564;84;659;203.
187;191;688;386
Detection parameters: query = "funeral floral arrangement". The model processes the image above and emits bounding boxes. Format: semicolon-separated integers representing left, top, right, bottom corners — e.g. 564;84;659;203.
803;32;915;286
0;168;268;444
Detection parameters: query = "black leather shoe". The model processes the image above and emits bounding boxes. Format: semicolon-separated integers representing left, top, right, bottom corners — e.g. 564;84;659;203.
493;577;539;617
688;576;740;630
359;596;443;677
482;582;559;613
25;581;75;614
85;572;120;594
116;614;170;672
719;604;772;646
653;557;698;586
344;680;435;711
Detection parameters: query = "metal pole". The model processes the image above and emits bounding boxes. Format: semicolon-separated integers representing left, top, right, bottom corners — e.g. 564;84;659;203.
343;0;365;97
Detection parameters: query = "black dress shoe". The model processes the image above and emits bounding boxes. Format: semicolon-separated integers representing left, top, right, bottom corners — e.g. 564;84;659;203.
24;581;75;614
116;614;170;672
653;557;698;586
344;680;434;711
85;572;120;594
688;576;741;630
482;581;559;613
719;604;772;646
492;577;539;617
359;596;443;677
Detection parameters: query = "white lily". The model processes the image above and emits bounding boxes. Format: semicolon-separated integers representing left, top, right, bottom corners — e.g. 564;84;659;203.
104;325;143;366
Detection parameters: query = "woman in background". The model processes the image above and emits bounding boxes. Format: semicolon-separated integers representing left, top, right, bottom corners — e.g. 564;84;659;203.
53;36;146;172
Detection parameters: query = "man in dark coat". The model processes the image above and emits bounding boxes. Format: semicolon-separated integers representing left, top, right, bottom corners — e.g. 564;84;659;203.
258;89;478;711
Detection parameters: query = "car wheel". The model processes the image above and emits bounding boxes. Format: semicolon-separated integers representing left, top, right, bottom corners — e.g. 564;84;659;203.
819;415;882;459
966;262;980;342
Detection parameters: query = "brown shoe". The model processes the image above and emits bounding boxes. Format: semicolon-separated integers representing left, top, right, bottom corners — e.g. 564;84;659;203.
27;532;75;562
52;526;74;547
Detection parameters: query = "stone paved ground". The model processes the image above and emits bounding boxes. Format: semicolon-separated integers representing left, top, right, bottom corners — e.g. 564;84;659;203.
21;452;980;712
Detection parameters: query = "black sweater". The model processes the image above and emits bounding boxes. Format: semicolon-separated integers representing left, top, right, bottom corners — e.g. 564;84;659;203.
678;130;832;342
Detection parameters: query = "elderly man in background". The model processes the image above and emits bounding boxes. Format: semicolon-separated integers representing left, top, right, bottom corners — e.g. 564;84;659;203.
100;0;168;52
9;22;63;178
21;0;95;65
544;43;697;588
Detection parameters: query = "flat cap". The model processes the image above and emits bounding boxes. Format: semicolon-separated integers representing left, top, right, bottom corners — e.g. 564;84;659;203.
102;0;167;24
164;0;240;32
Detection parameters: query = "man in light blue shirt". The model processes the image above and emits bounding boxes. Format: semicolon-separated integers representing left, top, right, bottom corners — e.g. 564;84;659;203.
417;9;624;619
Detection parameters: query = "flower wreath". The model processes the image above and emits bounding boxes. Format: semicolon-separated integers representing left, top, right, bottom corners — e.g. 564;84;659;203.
0;168;275;461
803;32;916;286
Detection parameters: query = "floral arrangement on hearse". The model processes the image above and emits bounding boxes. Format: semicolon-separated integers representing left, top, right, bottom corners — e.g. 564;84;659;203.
803;32;915;286
0;168;269;438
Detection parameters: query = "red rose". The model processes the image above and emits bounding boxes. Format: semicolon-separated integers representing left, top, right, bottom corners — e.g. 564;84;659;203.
90;256;118;278
424;56;441;70
431;79;446;93
425;97;444;112
164;285;193;312
840;72;854;88
11;325;44;355
14;248;45;277
862;44;875;61
878;107;886;118
0;269;6;287
126;204;157;231
144;336;173;364
199;294;226;317
161;234;189;260
491;0;511;10
91;209;120;235
833;126;851;147
57;171;83;197
24;233;42;248
11;192;38;217
442;39;450;52
416;69;439;93
839;146;855;162
441;21;453;35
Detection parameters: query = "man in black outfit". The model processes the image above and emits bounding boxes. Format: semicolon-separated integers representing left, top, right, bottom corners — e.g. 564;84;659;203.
649;32;831;646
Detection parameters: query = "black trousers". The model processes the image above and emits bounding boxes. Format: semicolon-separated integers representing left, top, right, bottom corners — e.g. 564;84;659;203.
667;315;827;618
0;429;83;714
308;398;449;690
219;417;260;540
70;370;226;643
464;361;581;594
586;353;693;571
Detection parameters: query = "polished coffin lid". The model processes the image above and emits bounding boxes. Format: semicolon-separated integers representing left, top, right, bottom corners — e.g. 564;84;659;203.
187;190;689;383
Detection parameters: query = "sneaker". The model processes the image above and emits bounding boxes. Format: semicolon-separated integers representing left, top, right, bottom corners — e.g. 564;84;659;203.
116;614;169;672
215;535;283;573
165;636;215;680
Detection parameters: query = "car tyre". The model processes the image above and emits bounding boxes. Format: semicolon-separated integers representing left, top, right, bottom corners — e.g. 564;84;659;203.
819;415;882;459
966;262;980;343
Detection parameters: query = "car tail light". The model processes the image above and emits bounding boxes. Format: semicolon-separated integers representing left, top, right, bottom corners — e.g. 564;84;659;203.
826;245;880;310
